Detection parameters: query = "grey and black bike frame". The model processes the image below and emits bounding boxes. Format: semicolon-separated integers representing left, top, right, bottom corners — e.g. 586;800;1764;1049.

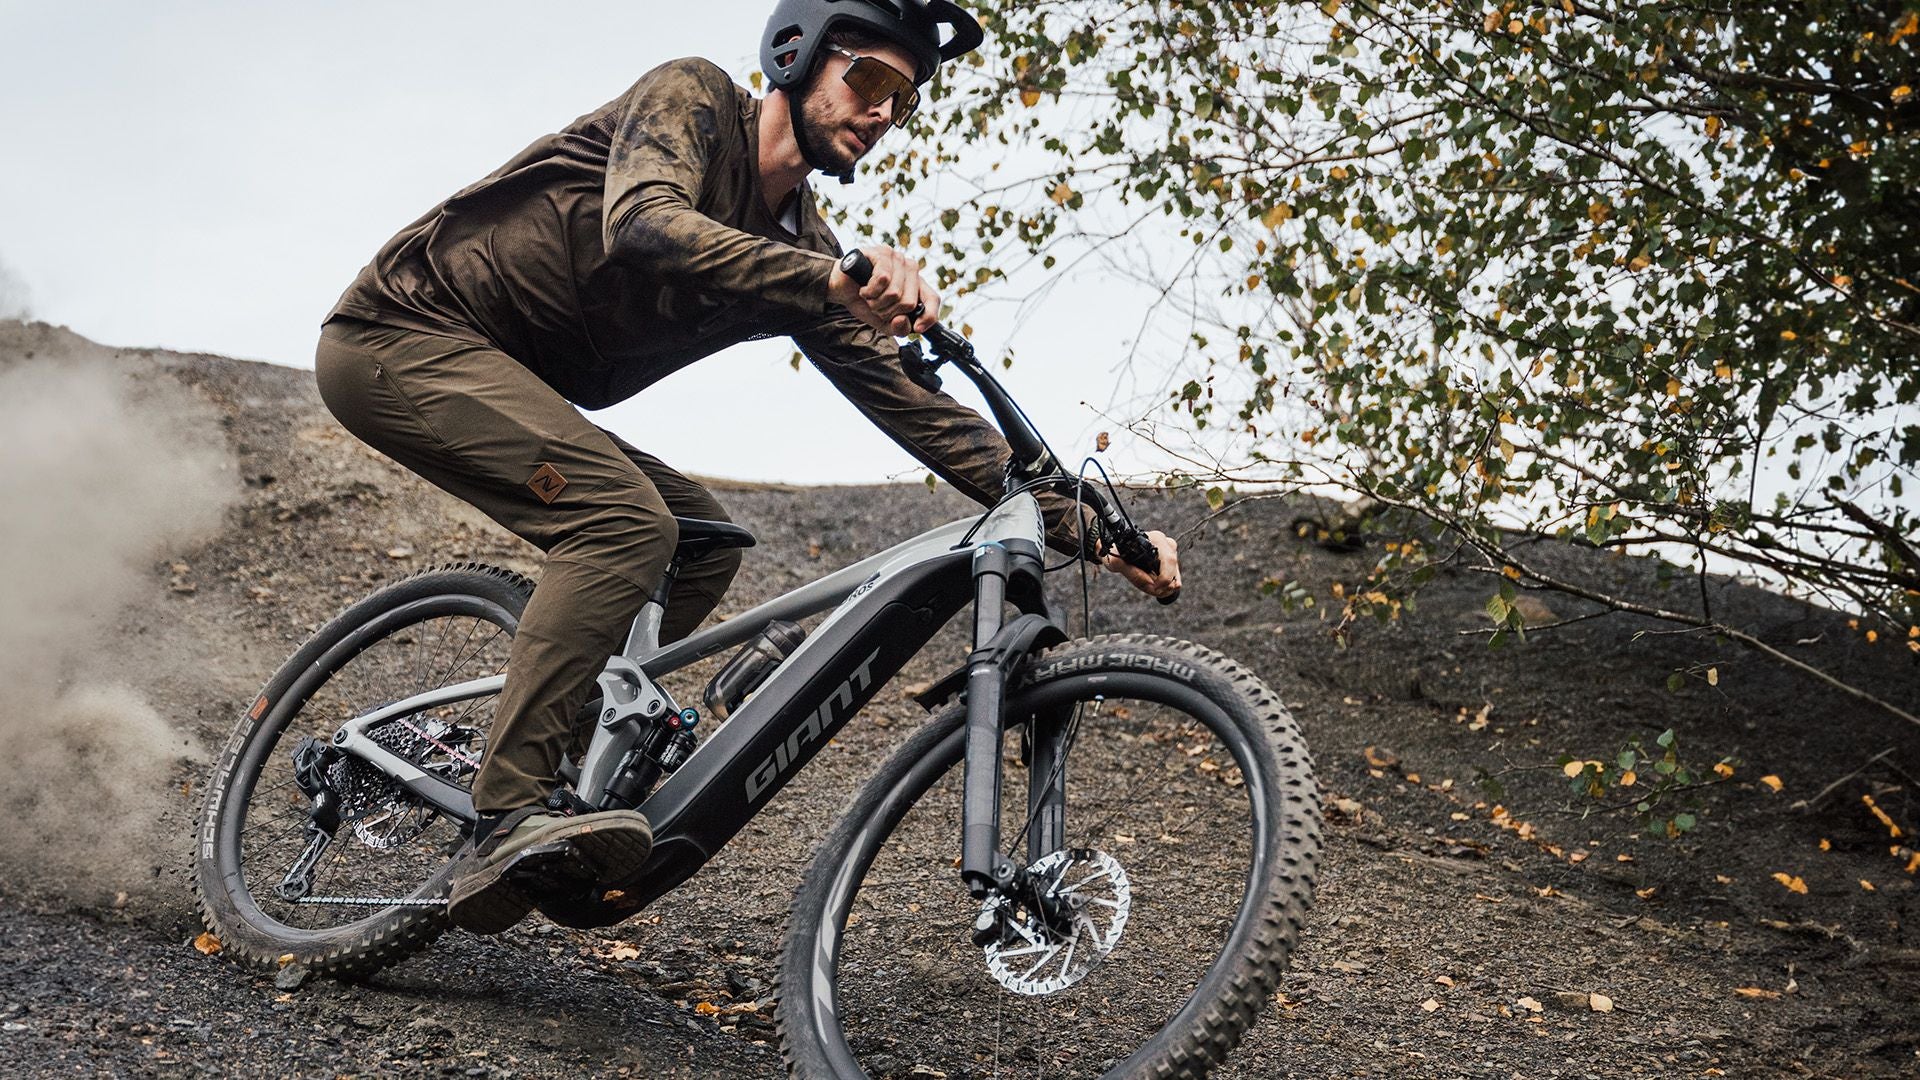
328;493;1067;908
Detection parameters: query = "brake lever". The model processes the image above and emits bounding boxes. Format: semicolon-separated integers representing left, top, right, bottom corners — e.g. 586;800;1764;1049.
839;248;1177;605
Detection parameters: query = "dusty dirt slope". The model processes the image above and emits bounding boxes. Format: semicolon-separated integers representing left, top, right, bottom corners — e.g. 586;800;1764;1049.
0;319;1914;1078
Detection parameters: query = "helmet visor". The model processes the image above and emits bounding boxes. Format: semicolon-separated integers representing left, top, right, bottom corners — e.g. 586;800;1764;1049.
832;47;920;126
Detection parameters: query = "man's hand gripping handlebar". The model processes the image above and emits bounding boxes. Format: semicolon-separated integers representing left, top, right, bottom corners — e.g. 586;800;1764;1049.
836;249;1182;604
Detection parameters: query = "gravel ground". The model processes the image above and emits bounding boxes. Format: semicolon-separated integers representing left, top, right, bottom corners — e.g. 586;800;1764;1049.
1;319;1915;1078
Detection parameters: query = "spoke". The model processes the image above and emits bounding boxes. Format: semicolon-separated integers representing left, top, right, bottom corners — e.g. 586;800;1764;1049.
435;617;484;688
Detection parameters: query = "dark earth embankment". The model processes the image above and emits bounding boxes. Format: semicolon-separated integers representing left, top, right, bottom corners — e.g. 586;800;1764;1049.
0;319;1915;1077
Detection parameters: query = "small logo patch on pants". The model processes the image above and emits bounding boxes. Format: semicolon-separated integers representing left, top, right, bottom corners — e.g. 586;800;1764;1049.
527;463;568;504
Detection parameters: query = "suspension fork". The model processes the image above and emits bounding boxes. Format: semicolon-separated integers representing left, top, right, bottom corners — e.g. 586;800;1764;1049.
959;540;1060;898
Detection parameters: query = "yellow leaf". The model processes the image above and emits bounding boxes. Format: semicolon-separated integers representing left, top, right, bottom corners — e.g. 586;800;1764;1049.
1435;235;1453;256
1863;794;1902;837
1619;770;1637;787
694;1001;722;1016
1049;181;1074;206
1665;377;1682;398
1819;838;1831;851
1897;86;1914;102
1635;886;1656;899
1562;761;1587;778
1706;667;1719;686
1629;253;1652;272
1714;362;1732;379
1760;775;1783;792
276;953;296;968
1713;762;1734;778
192;932;223;956
1262;203;1294;228
1502;565;1522;580
1734;986;1781;1000
1860;879;1875;891
1771;872;1808;894
1095;431;1110;452
1020;87;1041;107
1704;115;1722;138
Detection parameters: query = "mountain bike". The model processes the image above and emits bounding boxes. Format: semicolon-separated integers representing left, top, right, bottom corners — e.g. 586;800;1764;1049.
195;251;1323;1078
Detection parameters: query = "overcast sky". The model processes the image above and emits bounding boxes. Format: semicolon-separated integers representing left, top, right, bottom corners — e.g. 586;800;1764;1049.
0;1;1163;485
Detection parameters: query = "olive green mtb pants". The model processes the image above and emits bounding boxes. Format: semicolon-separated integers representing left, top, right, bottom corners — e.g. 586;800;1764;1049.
314;316;741;814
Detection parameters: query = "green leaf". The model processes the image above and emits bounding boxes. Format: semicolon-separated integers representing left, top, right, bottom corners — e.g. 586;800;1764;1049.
1665;672;1686;692
1485;595;1509;623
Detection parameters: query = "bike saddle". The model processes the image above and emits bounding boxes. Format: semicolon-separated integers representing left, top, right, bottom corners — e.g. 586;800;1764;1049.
672;516;756;558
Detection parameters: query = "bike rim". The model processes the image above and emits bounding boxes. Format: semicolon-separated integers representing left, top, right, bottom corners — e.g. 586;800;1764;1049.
220;594;514;940
807;671;1275;1079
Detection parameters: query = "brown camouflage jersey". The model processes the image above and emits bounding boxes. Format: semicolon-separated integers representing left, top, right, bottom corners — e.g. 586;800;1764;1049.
329;57;1098;557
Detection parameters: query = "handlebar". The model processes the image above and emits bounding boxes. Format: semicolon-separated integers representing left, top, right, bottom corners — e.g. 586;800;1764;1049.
837;249;1178;604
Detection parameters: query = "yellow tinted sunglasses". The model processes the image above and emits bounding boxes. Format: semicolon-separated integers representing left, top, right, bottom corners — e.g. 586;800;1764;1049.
826;44;920;126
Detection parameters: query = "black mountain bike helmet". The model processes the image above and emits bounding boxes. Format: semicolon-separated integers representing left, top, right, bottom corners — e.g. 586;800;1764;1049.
761;0;984;90
761;0;982;182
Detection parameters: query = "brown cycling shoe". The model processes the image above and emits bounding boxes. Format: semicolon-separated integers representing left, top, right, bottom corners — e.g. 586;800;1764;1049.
446;806;653;935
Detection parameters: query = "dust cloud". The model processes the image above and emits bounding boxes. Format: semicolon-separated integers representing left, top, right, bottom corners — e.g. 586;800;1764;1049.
0;356;234;910
0;254;30;319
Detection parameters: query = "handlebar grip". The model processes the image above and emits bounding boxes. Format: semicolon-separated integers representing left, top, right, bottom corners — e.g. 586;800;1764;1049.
839;249;875;287
1112;527;1180;606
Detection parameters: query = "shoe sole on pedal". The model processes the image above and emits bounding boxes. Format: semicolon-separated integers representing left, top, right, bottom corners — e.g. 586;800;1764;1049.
447;813;652;935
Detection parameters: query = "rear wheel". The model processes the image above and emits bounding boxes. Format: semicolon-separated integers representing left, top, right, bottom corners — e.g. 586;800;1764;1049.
194;564;528;978
777;634;1322;1079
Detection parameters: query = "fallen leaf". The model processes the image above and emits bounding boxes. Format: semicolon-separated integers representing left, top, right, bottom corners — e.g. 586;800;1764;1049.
1568;851;1589;864
1713;762;1735;779
1862;794;1902;837
1860;879;1875;891
1759;774;1783;792
192;932;223;956
276;953;296;969
1515;996;1543;1013
1819;838;1831;852
1733;986;1781;1000
386;546;414;559
610;944;640;962
1095;431;1110;452
1434;975;1456;988
694;1001;722;1016
1589;992;1614;1013
1363;745;1400;769
1635;887;1657;900
1771;872;1808;895
1420;998;1440;1013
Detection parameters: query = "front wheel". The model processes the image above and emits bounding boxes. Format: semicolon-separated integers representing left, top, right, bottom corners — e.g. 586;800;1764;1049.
777;634;1322;1079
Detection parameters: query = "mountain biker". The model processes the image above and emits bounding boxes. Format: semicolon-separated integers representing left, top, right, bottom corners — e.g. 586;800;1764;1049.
311;0;1180;936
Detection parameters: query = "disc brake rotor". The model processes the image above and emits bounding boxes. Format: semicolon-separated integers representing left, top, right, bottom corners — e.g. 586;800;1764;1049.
979;848;1131;996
